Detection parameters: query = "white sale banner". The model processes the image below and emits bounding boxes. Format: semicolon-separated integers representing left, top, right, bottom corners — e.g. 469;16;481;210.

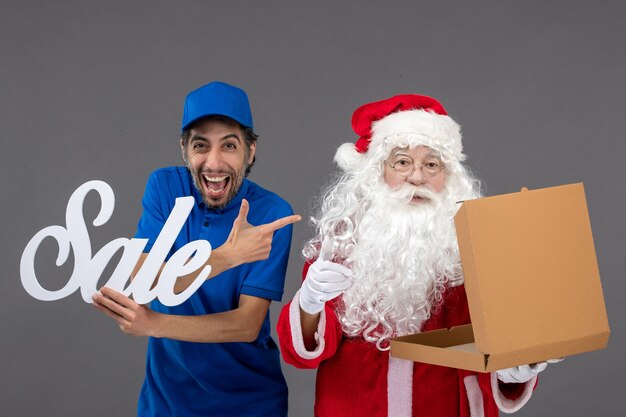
20;180;211;306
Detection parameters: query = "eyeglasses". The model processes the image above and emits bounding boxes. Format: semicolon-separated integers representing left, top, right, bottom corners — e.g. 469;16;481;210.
386;155;445;177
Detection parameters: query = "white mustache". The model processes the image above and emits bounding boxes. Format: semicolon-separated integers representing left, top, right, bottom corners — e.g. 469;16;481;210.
390;184;440;204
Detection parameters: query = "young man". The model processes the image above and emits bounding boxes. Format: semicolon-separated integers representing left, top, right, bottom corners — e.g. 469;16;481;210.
93;81;300;416
277;94;558;416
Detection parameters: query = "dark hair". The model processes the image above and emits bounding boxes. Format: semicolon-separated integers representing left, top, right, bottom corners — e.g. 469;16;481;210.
181;115;258;176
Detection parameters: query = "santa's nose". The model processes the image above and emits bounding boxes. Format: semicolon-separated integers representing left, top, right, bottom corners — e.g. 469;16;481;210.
406;167;427;185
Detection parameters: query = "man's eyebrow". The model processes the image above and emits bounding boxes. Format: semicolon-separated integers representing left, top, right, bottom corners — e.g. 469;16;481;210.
220;133;242;143
189;135;208;144
189;133;242;143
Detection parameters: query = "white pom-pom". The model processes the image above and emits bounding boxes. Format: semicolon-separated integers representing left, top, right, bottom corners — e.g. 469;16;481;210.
334;142;364;172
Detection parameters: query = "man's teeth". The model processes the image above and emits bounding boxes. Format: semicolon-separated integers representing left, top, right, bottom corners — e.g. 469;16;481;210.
202;173;229;195
203;174;228;182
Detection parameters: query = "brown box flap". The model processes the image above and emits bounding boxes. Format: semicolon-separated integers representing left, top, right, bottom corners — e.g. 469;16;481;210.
454;183;610;356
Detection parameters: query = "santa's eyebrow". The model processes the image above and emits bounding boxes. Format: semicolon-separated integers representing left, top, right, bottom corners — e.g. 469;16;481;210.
390;150;411;158
389;151;442;160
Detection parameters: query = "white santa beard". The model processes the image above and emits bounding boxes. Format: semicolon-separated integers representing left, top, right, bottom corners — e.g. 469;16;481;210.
337;180;463;350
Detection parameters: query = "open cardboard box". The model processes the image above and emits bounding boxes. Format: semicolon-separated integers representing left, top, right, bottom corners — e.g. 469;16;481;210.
390;183;610;372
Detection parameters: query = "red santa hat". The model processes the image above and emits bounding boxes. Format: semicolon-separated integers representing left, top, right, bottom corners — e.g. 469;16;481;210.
335;94;463;172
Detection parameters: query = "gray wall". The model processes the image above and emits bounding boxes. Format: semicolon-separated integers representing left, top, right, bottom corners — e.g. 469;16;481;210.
1;1;624;415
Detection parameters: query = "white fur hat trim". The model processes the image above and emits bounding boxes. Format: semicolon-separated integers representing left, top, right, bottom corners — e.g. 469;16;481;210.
335;109;463;172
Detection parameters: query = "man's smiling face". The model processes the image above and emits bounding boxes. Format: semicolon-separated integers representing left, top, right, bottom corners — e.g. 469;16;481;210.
182;117;256;209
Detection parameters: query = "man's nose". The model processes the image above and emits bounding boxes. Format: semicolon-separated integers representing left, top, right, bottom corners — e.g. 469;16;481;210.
204;148;225;170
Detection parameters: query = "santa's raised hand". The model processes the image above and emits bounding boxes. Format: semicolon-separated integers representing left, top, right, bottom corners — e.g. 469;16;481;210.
299;238;353;315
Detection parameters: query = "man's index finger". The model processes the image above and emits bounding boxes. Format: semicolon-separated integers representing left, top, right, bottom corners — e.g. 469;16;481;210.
264;214;302;232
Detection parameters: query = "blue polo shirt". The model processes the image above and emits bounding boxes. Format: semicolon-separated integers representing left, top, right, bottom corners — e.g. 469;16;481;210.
134;166;291;417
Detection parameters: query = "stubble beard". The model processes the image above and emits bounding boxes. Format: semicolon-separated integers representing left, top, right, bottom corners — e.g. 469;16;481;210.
188;162;247;209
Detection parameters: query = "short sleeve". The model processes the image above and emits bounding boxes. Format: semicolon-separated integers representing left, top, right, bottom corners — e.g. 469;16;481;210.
240;204;294;302
134;171;168;252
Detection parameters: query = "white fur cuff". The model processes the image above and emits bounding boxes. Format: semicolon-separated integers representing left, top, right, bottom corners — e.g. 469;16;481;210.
492;372;537;414
288;289;327;360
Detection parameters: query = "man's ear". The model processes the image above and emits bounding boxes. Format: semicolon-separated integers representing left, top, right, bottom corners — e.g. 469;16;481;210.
180;137;187;161
247;142;257;165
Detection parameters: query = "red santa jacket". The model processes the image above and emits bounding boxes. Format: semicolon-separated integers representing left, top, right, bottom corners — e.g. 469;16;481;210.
276;262;537;417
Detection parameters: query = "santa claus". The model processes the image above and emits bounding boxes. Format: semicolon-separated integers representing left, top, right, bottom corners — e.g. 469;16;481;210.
277;94;558;417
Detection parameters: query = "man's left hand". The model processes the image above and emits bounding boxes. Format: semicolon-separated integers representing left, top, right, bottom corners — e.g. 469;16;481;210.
92;287;161;337
220;199;302;268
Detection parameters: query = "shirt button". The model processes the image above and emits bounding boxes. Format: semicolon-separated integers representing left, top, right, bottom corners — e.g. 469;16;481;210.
203;220;210;227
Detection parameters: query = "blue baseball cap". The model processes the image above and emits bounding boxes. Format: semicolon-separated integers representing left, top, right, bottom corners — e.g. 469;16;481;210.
181;81;253;132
